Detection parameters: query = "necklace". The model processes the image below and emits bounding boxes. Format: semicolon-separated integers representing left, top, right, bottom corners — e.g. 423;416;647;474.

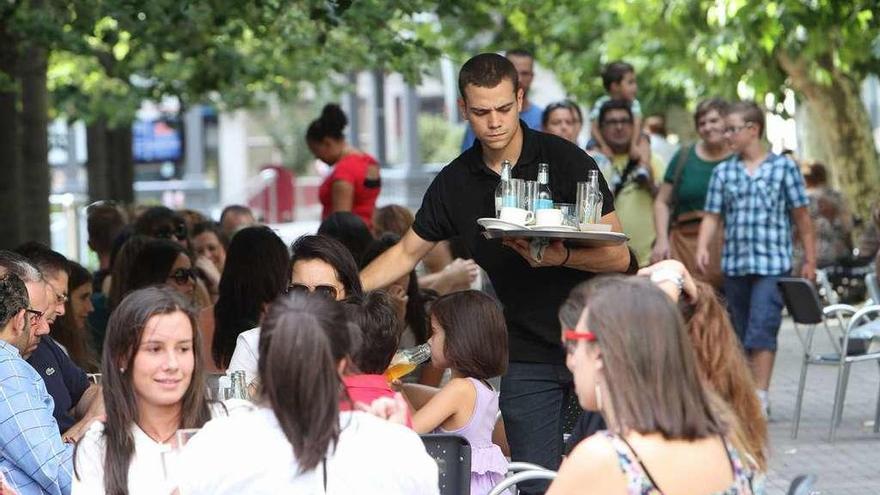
139;425;178;445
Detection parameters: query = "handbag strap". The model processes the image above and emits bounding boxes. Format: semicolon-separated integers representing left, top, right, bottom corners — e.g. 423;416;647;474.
666;144;693;229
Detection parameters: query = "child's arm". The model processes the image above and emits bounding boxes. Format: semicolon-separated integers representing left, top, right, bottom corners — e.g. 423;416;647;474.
628;115;643;160
406;378;474;434
401;382;441;410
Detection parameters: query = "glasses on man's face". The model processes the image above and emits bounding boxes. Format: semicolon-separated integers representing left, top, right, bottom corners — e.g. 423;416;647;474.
25;308;45;326
287;283;338;299
51;288;68;305
154;223;189;241
723;123;753;135
601;118;633;128
168;268;196;285
562;328;597;354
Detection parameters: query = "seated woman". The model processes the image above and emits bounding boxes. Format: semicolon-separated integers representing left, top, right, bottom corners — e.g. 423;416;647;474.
127;239;197;302
51;260;99;372
227;234;363;385
191;221;228;302
72;286;246;494
176;292;438;494
548;276;756;495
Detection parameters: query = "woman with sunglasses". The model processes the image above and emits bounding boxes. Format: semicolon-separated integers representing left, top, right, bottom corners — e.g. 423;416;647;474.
72;286;247;494
212;226;290;372
227;234;363;387
547;276;755;495
125;239;197;301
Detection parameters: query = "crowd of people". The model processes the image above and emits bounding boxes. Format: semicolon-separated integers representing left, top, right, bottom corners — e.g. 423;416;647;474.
0;47;871;495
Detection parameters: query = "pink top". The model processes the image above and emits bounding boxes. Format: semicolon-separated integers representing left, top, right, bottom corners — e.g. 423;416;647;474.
341;374;413;428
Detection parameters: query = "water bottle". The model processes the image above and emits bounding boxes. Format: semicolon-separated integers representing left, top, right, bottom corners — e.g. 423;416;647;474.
535;163;554;210
584;170;604;224
495;160;515;216
384;343;432;382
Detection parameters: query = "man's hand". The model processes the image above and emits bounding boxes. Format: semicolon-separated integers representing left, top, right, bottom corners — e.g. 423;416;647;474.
388;285;409;323
695;246;710;275
502;238;568;267
650;238;670;264
63;414;105;443
801;260;817;282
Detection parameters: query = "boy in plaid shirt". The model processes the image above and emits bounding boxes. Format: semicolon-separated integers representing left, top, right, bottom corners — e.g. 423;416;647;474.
696;101;816;416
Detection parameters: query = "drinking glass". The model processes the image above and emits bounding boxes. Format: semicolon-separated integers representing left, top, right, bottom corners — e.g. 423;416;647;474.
523;181;539;213
576;182;589;226
555;203;578;227
509;179;525;209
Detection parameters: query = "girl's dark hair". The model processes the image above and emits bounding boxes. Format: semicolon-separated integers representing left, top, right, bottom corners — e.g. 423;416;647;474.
192;221;229;249
306;104;347;143
360;234;427;344
317;212;374;265
127;239;188;292
258;292;351;472
572;276;724;440
87;286;211;494
109;236;157;310
430;290;508;379
52;261;99;372
290;235;364;299
213;226;290;368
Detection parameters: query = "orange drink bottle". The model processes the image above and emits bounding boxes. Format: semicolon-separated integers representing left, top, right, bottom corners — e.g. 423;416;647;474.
383;343;431;381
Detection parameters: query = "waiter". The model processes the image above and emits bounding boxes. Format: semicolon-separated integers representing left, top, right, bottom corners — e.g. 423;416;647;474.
361;53;633;493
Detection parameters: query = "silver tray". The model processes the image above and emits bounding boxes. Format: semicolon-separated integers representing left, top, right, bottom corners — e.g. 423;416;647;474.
481;228;628;247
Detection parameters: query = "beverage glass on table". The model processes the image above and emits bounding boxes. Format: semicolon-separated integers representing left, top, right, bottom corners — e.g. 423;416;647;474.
554;203;578;228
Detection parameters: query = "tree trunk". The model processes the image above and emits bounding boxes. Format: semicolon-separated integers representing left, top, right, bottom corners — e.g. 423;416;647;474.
86;121;110;202
0;18;23;249
19;42;50;245
778;52;880;221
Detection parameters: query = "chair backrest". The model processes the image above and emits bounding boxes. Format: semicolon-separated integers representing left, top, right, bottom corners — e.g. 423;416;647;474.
778;278;824;325
420;433;471;495
866;273;880;304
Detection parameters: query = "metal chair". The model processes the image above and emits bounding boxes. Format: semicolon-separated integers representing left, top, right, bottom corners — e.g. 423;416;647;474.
420;434;471;495
777;278;855;439
786;474;817;495
488;468;557;495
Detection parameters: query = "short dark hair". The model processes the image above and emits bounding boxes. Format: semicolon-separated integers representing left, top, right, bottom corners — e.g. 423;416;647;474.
127;239;188;292
346;291;400;374
601;61;635;91
430;290;507;379
133;206;187;240
191;221;229;249
291;235;364;299
598;99;633;126
317;212;374;265
458;53;519;101
0;273;29;329
728;100;765;136
87;202;127;256
306;104;348;143
372;205;414;238
219;205;254;224
14;242;68;278
693;97;729;128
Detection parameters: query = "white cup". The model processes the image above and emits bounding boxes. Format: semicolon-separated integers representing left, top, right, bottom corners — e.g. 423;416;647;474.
499;207;533;226
535;208;564;227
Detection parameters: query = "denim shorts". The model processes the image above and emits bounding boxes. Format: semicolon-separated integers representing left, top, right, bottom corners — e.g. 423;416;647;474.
723;275;785;351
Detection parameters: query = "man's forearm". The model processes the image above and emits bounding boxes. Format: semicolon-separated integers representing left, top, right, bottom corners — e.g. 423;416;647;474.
697;214;720;251
794;208;817;264
564;243;631;274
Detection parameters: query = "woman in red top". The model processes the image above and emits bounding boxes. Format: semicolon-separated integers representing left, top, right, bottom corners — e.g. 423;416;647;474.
307;104;381;227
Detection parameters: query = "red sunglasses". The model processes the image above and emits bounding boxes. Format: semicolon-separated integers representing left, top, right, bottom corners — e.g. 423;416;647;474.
563;328;597;353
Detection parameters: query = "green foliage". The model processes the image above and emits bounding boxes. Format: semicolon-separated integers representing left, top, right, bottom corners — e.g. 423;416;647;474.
418;114;463;165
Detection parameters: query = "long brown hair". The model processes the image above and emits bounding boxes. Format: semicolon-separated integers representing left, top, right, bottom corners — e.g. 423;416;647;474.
52;260;99;372
86;286;211;495
257;292;351;472
576;276;724;440
681;281;768;469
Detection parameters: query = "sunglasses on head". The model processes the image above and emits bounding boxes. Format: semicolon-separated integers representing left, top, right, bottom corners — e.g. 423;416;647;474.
287;283;338;299
563;328;597;354
154;223;188;241
169;268;196;285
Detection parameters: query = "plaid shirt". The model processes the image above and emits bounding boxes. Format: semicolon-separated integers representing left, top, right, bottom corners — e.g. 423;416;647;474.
0;341;73;495
704;152;808;276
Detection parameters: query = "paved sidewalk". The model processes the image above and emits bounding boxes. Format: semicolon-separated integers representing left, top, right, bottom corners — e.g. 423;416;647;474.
764;318;880;494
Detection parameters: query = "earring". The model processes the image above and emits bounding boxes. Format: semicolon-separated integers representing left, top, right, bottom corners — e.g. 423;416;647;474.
595;383;603;410
119;367;126;374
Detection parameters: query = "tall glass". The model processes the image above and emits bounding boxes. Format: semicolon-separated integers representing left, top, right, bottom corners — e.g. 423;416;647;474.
509;179;525;210
555;203;578;228
576;181;589;227
523;181;539;213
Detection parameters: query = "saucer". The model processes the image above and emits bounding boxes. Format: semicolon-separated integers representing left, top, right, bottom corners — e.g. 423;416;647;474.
477;218;531;231
531;224;579;232
578;223;613;232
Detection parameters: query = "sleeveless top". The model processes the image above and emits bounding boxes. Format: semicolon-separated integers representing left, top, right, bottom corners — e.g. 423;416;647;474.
601;431;754;495
318;153;381;228
438;378;508;478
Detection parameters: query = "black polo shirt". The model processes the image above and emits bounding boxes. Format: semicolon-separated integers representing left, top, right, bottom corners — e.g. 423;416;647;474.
27;336;90;432
412;122;616;363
